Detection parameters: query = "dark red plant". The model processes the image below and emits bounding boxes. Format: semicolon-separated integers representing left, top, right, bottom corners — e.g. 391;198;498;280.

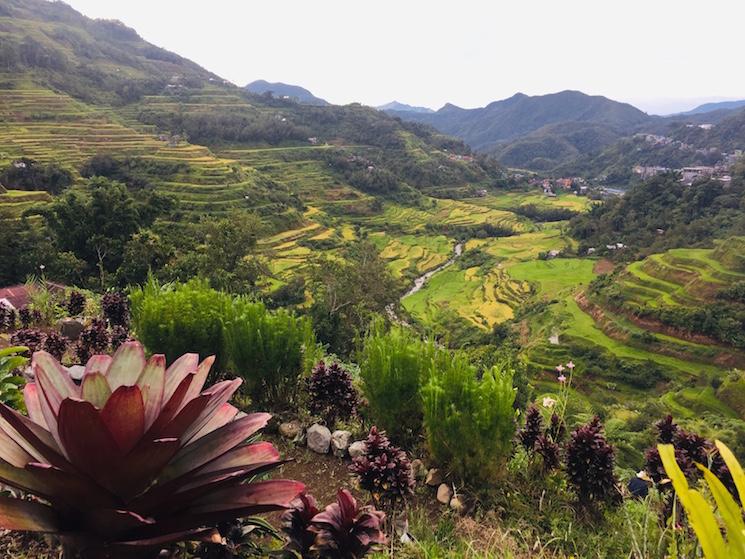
517;405;543;451
102;291;130;327
547;412;566;442
0;305;16;331
282;493;321;557
10;328;45;357
76;318;111;363
18;307;40;328
306;361;359;428
42;331;68;361
110;325;130;350
349;426;413;507
0;342;304;558
565;416;619;506
655;415;678;444
310;490;386;559
66;290;87;316
535;434;561;471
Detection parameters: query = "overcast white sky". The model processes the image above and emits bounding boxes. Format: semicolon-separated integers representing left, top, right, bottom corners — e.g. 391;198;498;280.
64;0;745;115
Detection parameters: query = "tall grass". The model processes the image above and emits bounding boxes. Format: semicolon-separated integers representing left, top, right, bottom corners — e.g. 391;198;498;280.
422;354;516;485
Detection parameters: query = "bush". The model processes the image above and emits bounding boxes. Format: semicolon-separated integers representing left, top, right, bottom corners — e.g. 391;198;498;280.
306;361;359;428
421;355;516;484
101;290;130;327
65;290;86;316
349;426;414;508
131;278;232;371
223;298;315;408
359;321;440;445
565;416;620;507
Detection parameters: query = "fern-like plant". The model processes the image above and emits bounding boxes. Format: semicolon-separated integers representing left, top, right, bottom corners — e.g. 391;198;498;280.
659;440;745;558
0;346;26;409
421;354;516;484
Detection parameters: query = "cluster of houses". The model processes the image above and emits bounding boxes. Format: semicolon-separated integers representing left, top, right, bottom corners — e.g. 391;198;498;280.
632;158;738;186
531;176;589;196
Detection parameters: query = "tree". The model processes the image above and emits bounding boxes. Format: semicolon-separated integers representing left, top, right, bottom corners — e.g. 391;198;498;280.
309;242;401;355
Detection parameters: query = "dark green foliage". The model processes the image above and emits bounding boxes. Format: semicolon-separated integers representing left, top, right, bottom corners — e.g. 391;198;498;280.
80;154;187;190
570;170;745;258
349;426;414;507
422;355;516;484
65;290;86;316
359;321;440;445
637;302;745;348
0;158;73;194
101;290;130;327
0;347;26;410
306;361;359;428
223;298;315;407
75;318;110;363
309;242;401;356
565;417;619;506
42;331;67;360
130;278;231;371
512;203;578;222
718;280;745;304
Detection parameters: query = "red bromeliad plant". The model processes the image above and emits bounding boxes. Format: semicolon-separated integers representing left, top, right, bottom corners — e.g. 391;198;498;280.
0;341;304;559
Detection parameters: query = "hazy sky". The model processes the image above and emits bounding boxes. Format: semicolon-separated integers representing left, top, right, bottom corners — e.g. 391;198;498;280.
64;0;745;115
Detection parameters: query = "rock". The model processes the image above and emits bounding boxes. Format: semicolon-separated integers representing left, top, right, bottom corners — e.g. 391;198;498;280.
60;318;85;341
436;483;453;505
425;468;442;487
307;424;331;454
279;421;302;440
348;441;367;459
331;430;352;457
67;365;85;382
411;459;427;481
449;495;467;514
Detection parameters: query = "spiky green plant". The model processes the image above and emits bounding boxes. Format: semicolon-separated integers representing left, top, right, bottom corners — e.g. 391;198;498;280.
0;341;304;558
0;346;27;409
421;355;516;484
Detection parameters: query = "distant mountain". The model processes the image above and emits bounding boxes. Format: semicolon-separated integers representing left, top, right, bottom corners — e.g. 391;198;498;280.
378;101;434;114
245;80;328;106
390;90;652;170
392;91;651;152
678;99;745;116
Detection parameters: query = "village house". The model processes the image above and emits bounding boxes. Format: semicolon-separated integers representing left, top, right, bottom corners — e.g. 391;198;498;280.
680;166;715;185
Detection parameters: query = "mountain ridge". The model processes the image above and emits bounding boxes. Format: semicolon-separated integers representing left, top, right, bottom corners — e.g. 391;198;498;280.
245;80;328;106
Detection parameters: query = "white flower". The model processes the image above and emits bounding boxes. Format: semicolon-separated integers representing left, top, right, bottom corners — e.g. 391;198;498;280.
556;364;565;373
566;361;575;370
542;396;557;409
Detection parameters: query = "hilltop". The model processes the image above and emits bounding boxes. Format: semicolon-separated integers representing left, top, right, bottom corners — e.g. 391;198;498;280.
245;79;329;105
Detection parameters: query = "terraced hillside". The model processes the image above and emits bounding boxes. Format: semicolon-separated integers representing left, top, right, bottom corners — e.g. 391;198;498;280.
0;81;293;217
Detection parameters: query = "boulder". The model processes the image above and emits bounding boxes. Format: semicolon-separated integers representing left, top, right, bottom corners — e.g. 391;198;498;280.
279;421;302;440
348;441;367;459
436;483;453;505
60;318;85;341
307;424;331;454
331;430;352;457
425;468;442;487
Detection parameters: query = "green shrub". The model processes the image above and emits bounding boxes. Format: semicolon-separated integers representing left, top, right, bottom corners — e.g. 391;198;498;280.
130;278;231;370
223;297;316;408
0;346;26;410
359;321;441;445
422;354;516;485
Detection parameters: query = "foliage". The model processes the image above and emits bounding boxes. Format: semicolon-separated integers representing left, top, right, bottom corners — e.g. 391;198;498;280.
0;342;304;558
110;325;130;351
283;489;386;559
0;347;27;409
0;305;16;331
309;242;401;356
359;321;440;445
223;298;315;408
349;426;414;507
517;405;543;451
42;331;68;361
659;440;745;558
306;361;359;428
66;290;87;316
101;290;130;327
421;355;516;485
131;278;231;372
565;416;619;507
0;157;73;194
17;306;40;328
76;318;111;364
10;328;45;357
